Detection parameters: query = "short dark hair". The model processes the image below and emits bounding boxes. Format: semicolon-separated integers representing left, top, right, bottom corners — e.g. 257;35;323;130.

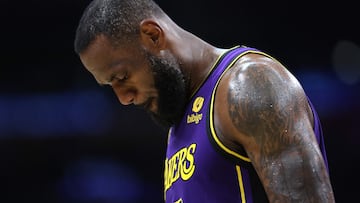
74;0;164;54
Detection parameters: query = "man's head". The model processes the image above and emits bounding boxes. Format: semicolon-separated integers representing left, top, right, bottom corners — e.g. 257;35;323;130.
74;0;189;128
74;0;165;54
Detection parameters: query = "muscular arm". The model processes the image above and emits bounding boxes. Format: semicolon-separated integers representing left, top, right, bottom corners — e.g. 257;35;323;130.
216;54;335;202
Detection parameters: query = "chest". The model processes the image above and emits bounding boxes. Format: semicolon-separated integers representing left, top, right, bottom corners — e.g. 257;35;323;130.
164;95;242;202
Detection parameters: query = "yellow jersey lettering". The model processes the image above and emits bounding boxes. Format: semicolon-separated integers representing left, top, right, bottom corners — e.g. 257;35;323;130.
181;144;196;180
172;148;186;183
164;158;169;190
174;198;183;203
186;113;203;124
164;144;197;192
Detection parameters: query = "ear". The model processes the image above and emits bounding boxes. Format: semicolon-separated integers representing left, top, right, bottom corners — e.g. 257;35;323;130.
139;19;165;53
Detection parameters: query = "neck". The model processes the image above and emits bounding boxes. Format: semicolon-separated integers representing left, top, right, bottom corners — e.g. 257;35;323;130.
171;30;227;99
158;16;227;99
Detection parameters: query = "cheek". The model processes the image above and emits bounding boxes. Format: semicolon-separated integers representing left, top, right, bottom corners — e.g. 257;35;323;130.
130;72;157;99
138;66;156;89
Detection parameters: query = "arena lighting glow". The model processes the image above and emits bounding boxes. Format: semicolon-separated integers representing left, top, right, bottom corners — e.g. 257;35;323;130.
57;158;144;203
296;70;357;116
0;71;357;137
332;40;360;85
0;90;114;137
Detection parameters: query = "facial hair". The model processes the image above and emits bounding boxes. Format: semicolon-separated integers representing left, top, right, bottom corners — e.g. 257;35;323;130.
145;50;189;129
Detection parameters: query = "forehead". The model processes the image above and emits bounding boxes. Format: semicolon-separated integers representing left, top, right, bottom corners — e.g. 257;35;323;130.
79;35;140;83
80;35;119;71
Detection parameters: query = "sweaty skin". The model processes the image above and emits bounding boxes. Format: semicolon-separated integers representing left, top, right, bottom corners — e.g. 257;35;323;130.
77;8;335;201
214;53;335;202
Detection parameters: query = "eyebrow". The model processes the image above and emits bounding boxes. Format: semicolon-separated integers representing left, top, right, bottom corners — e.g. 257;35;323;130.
102;73;117;86
99;60;125;86
97;72;116;86
108;73;117;83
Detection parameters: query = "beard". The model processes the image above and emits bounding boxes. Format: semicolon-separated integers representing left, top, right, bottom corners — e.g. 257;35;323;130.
144;50;189;129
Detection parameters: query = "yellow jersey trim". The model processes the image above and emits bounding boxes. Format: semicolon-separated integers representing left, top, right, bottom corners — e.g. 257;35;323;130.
236;165;246;203
209;49;271;162
167;127;172;145
189;46;240;99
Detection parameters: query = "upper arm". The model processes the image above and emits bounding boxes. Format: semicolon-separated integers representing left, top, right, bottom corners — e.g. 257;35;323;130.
215;54;334;202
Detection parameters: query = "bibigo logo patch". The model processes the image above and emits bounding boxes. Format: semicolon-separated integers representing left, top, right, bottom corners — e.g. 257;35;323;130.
187;97;204;124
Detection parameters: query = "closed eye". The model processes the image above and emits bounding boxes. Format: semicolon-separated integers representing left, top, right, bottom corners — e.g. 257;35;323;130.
116;72;128;82
107;71;128;86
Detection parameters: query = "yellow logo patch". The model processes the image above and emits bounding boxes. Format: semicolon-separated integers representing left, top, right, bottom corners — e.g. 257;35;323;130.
187;97;204;124
192;97;204;113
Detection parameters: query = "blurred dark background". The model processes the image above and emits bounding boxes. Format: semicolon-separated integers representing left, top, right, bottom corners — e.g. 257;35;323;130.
0;0;359;202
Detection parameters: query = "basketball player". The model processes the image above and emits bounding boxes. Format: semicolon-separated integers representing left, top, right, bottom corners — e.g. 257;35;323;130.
74;0;335;202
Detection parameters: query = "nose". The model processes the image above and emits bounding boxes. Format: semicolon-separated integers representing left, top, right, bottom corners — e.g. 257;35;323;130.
112;86;136;105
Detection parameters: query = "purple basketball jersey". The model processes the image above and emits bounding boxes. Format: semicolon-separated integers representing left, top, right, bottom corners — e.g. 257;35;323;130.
164;46;329;203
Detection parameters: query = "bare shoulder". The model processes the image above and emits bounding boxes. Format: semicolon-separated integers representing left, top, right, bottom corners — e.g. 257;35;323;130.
214;53;312;147
213;52;335;201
